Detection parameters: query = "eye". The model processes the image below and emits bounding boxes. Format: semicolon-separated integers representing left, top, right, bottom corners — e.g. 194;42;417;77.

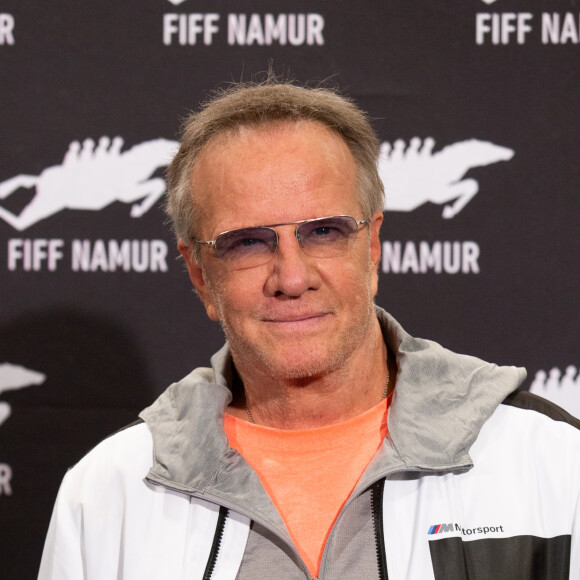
224;235;269;254
240;237;262;247
311;226;335;237
300;218;354;245
216;227;276;259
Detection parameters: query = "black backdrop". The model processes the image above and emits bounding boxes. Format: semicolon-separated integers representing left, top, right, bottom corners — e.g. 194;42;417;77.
1;1;578;576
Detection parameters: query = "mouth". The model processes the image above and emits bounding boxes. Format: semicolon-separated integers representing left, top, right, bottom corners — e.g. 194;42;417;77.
263;312;330;327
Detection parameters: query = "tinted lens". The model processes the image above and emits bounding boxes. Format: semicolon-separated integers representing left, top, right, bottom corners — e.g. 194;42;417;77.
298;216;358;257
214;227;277;266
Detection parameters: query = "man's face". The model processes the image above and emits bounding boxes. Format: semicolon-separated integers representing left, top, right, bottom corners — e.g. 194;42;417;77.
180;121;383;381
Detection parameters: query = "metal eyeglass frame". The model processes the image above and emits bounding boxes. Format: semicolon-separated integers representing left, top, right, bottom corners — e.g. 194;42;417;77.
194;215;371;260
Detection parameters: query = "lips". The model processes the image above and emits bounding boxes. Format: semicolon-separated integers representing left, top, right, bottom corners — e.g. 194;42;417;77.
267;313;322;321
262;311;330;327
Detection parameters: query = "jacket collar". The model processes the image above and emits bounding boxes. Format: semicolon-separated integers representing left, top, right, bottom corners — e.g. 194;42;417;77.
373;308;525;474
140;307;525;523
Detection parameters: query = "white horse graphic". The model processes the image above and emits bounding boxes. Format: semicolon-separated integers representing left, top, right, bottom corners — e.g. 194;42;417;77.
379;137;514;218
0;363;46;427
529;366;580;419
0;136;178;231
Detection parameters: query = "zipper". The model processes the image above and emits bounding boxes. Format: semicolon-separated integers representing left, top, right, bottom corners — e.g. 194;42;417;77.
371;479;388;580
150;464;471;579
310;466;446;578
147;477;313;579
202;505;229;580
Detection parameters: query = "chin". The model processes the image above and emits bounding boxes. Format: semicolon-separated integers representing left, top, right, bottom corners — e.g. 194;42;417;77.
256;344;351;381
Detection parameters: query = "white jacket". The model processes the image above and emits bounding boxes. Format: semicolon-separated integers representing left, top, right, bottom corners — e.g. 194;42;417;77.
39;309;580;579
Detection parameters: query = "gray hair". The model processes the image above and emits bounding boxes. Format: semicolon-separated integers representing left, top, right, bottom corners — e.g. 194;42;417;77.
165;79;384;252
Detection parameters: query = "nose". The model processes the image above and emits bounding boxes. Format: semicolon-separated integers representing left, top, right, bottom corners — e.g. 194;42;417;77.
264;228;320;297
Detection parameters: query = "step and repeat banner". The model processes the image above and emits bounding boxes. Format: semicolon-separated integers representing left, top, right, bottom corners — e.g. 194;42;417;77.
1;0;578;576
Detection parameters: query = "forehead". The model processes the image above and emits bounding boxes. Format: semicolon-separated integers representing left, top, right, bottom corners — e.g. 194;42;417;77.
191;121;360;235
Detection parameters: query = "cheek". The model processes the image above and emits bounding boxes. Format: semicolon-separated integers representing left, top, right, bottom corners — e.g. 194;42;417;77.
348;249;377;303
200;267;230;322
210;271;262;322
347;244;374;283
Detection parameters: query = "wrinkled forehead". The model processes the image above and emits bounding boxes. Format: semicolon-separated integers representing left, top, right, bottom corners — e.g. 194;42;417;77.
190;120;360;230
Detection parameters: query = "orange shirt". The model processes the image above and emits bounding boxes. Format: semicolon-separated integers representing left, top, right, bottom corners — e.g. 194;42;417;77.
224;396;389;577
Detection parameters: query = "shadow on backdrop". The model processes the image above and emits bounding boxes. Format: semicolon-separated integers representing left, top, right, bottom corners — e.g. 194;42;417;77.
0;308;156;578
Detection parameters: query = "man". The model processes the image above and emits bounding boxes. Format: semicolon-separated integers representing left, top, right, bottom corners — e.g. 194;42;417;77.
39;81;580;579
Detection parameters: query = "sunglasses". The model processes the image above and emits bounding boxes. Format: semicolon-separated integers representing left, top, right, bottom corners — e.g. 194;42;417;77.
195;215;371;270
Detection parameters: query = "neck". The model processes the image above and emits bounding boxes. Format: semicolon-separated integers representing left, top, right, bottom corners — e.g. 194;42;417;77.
228;318;392;429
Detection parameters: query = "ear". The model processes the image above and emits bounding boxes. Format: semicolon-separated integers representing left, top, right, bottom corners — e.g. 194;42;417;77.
368;211;383;297
178;239;220;321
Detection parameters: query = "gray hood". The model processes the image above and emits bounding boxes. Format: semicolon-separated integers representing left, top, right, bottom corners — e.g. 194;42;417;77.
379;309;526;471
140;307;525;526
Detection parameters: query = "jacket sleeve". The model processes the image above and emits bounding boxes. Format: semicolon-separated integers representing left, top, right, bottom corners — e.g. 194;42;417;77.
38;450;129;580
38;468;90;580
37;424;150;580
